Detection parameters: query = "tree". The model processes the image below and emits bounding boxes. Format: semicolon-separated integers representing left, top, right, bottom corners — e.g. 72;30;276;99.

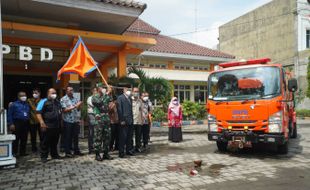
307;57;310;98
128;67;172;107
108;67;173;107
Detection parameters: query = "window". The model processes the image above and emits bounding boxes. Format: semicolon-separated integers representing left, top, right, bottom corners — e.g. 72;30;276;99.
307;30;310;48
174;85;191;103
194;85;208;103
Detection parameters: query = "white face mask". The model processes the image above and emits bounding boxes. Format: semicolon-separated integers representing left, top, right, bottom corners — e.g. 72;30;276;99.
33;94;39;99
50;94;57;100
143;97;149;101
125;91;131;96
173;100;178;105
20;96;27;102
101;88;107;94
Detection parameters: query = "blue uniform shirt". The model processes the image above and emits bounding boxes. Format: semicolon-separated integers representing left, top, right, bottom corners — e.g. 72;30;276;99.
7;100;30;125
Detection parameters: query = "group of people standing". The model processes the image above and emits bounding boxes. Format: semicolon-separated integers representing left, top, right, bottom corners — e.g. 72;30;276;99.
7;83;154;162
8;87;84;162
87;84;153;160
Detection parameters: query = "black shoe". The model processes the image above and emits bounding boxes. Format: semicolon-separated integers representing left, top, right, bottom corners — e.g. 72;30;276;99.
95;153;103;161
88;150;93;155
135;148;142;153
126;151;135;156
65;153;74;158
41;158;48;163
52;155;63;160
74;151;84;156
103;154;113;160
119;153;125;158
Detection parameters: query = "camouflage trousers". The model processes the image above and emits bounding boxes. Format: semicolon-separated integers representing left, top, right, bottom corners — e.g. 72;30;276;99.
93;123;111;154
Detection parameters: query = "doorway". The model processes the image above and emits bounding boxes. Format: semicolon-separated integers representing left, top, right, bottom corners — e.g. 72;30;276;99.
3;75;53;109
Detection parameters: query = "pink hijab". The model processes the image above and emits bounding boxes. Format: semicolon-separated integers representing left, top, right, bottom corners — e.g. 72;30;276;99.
169;97;181;116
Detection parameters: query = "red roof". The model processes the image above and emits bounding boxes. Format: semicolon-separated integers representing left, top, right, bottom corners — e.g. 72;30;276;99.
94;0;146;10
125;19;235;59
127;19;160;34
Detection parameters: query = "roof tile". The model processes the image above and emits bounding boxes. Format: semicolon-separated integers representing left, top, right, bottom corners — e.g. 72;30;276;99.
125;19;235;59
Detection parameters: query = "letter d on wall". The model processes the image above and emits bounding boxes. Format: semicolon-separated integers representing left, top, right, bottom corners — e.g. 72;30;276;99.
40;48;53;61
19;46;33;61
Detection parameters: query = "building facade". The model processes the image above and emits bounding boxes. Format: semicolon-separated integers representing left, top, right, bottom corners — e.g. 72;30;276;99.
1;0;156;108
123;19;235;104
219;0;310;107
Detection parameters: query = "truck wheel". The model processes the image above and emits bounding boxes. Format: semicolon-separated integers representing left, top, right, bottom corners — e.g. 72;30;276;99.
291;123;297;139
217;141;228;152
277;142;288;154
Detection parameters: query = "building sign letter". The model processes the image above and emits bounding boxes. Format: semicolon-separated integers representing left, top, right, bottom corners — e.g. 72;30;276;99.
40;48;53;61
2;45;11;54
19;46;33;61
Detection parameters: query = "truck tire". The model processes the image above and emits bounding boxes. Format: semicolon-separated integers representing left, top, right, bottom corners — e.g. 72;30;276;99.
277;142;288;154
291;123;297;139
217;141;228;152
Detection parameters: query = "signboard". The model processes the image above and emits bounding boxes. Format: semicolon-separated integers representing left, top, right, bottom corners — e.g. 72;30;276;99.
0;144;9;158
2;44;53;61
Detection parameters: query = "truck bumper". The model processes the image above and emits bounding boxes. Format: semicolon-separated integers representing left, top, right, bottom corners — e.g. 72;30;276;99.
208;131;286;145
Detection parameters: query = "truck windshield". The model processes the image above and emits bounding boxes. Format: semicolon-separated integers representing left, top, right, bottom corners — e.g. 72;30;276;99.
208;66;281;101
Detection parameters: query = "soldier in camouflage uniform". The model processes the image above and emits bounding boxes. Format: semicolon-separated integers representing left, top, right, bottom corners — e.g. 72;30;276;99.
92;83;113;161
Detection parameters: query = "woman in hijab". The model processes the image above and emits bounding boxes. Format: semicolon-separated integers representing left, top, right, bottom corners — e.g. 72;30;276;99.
168;97;183;142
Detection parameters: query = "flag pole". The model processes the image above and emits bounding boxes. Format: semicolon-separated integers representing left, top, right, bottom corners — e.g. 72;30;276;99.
94;64;110;88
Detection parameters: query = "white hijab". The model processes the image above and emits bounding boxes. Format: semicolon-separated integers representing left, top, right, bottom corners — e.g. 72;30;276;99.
169;97;180;116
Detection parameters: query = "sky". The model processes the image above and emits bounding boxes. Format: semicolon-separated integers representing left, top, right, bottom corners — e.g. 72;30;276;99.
139;0;272;49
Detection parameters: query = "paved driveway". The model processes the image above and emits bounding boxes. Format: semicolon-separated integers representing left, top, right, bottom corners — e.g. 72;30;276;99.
0;123;310;190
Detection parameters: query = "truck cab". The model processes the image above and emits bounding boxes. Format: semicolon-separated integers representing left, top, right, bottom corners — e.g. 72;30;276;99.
207;58;298;154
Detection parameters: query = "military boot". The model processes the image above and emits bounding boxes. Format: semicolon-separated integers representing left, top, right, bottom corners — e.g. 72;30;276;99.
103;154;113;160
95;152;103;161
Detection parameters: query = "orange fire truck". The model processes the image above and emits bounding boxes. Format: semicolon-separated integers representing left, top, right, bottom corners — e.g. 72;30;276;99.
207;58;298;154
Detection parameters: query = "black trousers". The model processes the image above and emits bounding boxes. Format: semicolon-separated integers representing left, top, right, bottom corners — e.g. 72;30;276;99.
141;124;150;147
12;120;29;155
40;127;60;159
110;123;119;150
134;124;142;149
29;123;42;152
118;124;133;155
64;122;80;154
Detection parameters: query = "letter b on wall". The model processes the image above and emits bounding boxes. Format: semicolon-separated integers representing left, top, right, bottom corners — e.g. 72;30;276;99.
19;46;33;61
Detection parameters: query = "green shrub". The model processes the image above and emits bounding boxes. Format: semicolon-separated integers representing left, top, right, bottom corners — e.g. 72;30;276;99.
296;109;310;117
182;101;207;120
152;107;167;122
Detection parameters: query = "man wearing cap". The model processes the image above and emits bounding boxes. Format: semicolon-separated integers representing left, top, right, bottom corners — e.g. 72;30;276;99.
92;83;113;161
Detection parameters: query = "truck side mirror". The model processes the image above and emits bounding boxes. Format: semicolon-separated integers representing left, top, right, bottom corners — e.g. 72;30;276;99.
288;78;298;92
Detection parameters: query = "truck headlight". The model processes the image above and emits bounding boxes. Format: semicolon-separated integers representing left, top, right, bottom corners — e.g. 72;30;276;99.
268;111;282;133
208;114;218;132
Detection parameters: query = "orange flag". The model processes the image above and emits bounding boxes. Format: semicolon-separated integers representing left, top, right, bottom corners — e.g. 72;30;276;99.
57;37;97;81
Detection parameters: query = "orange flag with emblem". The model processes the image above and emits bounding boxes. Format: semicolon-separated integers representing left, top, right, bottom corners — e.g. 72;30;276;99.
57;37;98;81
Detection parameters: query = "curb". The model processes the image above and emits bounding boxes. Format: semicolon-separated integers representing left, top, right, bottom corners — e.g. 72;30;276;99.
152;120;208;127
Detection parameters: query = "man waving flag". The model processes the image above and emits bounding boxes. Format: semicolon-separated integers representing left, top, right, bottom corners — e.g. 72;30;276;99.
57;37;108;86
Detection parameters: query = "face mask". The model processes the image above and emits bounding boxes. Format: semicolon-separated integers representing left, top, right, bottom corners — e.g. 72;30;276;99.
20;96;27;102
173;100;178;105
143;97;149;101
101;88;107;94
133;92;139;98
125;91;131;96
50;94;57;100
33;94;39;99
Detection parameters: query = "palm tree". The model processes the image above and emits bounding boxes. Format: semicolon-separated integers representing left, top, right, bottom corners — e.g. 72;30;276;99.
108;67;172;107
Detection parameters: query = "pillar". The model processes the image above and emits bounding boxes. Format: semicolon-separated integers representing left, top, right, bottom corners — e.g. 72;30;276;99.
168;61;174;70
117;51;127;78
